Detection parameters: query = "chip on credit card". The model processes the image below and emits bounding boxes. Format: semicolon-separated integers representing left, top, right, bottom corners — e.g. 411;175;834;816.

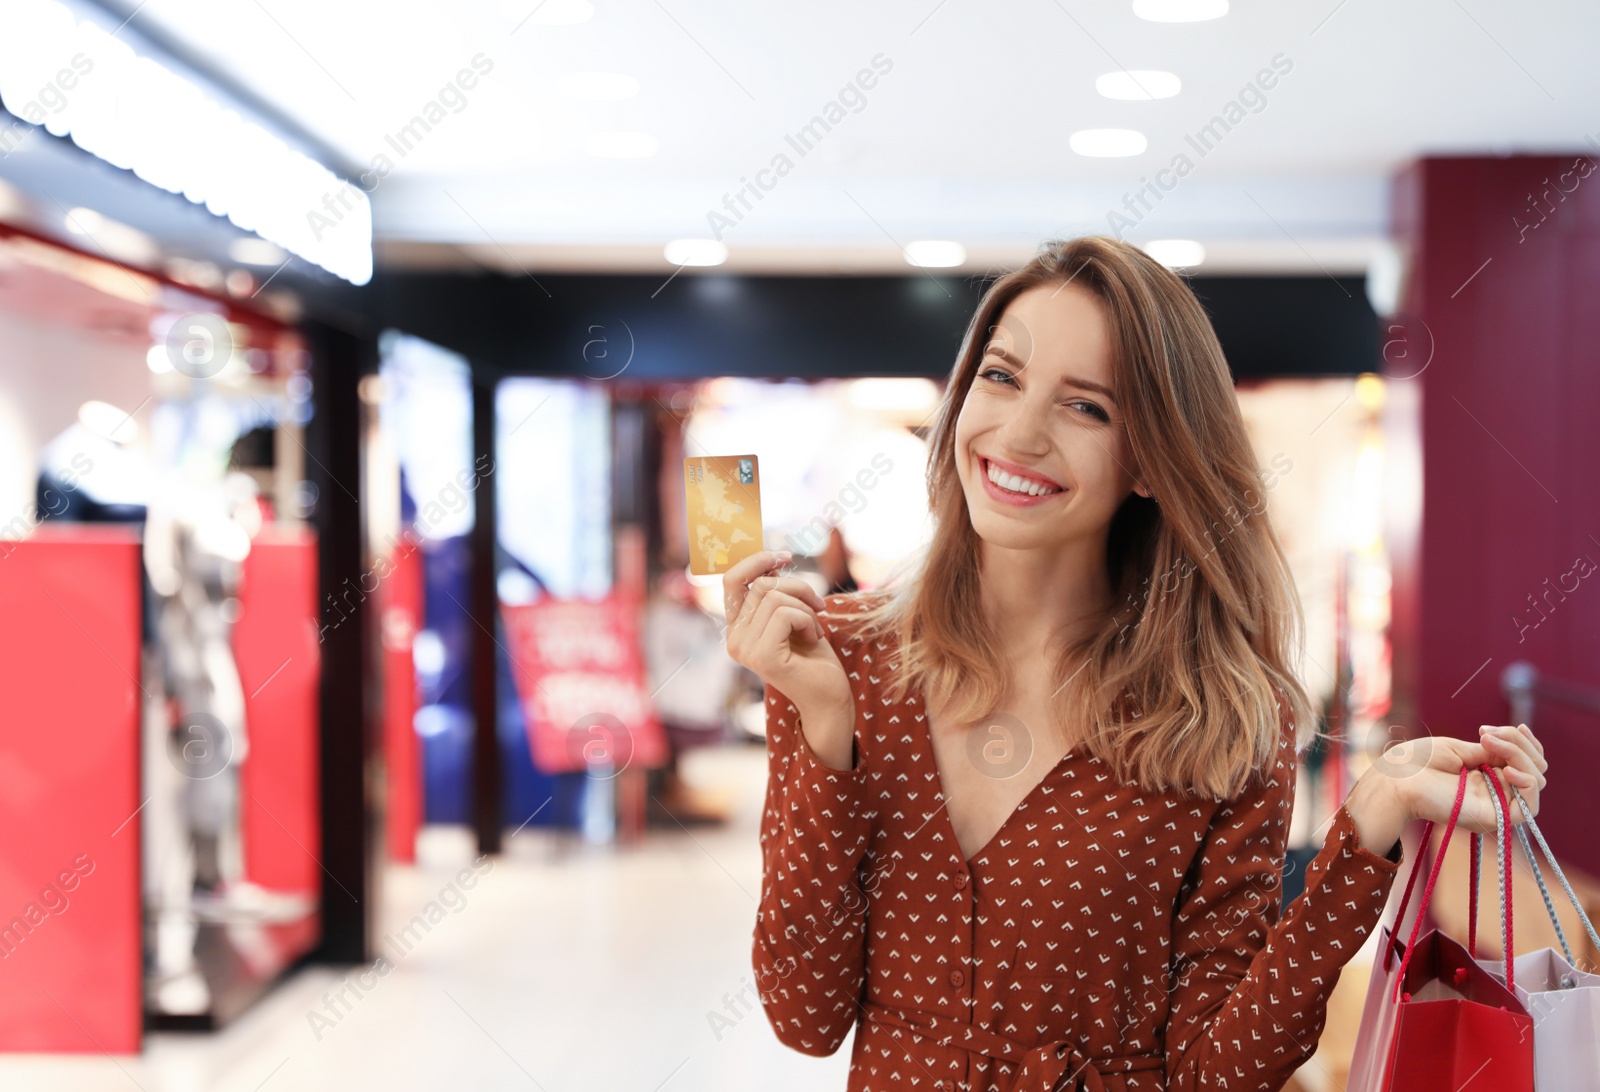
684;455;764;576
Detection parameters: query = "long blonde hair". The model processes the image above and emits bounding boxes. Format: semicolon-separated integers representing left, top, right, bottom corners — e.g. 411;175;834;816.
837;235;1320;801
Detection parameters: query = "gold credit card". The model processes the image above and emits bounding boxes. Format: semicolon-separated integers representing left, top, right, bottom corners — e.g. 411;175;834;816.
684;455;763;575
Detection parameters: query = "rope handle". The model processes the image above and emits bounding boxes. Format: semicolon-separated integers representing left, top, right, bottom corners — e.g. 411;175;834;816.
1503;778;1600;962
1389;769;1463;948
1479;769;1508;977
1479;766;1515;994
1468;828;1480;959
1391;765;1517;1003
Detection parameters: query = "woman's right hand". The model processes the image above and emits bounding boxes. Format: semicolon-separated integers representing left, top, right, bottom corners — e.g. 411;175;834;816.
724;550;855;754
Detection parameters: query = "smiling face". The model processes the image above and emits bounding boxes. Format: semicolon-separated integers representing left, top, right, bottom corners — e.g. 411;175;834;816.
953;280;1150;554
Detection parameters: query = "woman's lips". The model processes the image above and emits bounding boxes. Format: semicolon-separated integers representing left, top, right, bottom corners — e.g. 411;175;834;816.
977;455;1066;507
980;453;1064;491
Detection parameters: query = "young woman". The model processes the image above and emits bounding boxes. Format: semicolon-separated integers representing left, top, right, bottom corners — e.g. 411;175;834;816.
723;236;1548;1092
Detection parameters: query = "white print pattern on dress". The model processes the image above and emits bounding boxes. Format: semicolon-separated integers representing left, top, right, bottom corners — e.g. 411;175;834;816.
753;592;1404;1092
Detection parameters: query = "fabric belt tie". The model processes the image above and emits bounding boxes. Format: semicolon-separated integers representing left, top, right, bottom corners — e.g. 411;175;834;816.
862;1001;1166;1092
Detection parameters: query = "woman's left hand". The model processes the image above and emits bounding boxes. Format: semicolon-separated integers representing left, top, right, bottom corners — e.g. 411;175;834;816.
1391;723;1546;835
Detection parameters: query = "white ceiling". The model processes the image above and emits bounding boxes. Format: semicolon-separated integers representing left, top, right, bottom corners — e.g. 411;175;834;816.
120;0;1600;273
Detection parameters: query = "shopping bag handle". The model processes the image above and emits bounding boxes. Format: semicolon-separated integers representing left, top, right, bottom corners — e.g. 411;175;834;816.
1461;777;1508;963
1500;776;1600;963
1392;765;1516;1002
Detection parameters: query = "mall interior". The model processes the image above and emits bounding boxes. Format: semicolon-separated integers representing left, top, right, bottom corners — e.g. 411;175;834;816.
0;1;1597;1090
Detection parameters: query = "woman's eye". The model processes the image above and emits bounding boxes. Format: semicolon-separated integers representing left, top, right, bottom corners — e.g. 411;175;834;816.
980;366;1108;423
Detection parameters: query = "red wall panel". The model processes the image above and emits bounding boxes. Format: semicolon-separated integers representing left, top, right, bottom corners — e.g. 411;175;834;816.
1388;154;1600;877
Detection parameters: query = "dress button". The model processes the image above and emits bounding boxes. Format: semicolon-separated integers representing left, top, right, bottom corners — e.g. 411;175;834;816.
949;969;965;987
954;872;968;890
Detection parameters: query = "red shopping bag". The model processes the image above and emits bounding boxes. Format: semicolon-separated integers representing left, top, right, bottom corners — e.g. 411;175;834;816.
1347;765;1534;1092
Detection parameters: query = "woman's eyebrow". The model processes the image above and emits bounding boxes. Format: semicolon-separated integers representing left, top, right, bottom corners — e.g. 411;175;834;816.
983;345;1119;405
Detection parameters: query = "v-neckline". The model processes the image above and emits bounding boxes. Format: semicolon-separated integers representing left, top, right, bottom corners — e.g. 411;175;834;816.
910;681;1081;867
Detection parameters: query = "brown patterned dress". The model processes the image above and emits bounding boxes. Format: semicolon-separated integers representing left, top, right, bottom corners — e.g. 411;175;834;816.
753;592;1405;1092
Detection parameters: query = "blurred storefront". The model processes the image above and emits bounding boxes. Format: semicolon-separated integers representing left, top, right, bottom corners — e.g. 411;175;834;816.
0;222;319;1048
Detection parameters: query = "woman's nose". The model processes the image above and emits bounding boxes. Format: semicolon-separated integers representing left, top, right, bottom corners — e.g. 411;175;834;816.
994;392;1053;452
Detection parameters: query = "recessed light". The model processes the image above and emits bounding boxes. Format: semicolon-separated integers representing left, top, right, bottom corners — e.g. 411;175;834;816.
846;378;941;413
64;207;104;235
1069;129;1147;157
502;0;594;25
1096;70;1181;100
665;239;727;266
1133;0;1228;22
229;238;288;266
0;177;24;220
904;240;966;268
556;72;639;100
584;131;659;158
63;207;159;265
1143;239;1205;268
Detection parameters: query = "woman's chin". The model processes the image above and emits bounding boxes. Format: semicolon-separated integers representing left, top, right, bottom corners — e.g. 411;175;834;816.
968;512;1053;548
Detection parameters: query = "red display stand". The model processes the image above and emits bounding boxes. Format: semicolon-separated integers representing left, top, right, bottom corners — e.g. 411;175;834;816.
0;526;142;1053
234;525;322;898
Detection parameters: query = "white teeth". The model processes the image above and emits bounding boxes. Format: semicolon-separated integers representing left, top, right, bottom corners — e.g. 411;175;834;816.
986;460;1060;496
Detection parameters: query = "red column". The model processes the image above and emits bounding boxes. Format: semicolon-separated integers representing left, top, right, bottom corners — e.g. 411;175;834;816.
1387;154;1600;877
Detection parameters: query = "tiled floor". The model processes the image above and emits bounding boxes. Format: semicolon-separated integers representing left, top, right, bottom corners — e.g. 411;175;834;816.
0;743;851;1092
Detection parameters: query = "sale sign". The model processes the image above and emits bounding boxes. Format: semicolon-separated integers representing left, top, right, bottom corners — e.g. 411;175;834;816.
501;594;668;775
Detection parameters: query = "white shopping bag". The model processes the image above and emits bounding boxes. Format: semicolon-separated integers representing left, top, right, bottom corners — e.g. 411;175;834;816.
1470;769;1600;1091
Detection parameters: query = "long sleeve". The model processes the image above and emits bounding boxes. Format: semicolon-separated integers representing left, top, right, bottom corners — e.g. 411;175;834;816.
752;680;874;1057
1162;723;1404;1092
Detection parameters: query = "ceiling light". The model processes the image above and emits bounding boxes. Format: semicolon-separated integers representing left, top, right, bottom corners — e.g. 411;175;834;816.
584;131;659;158
63;207;159;265
1143;239;1205;268
846;378;941;413
229;237;288;266
1095;70;1181;100
664;239;727;266
904;240;965;268
555;72;639;100
1069;129;1147;157
502;0;594;25
0;177;25;220
0;0;370;284
165;256;224;291
63;207;103;235
1133;0;1228;22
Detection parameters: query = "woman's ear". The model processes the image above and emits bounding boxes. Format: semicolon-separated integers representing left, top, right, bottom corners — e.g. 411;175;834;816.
1132;482;1153;500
